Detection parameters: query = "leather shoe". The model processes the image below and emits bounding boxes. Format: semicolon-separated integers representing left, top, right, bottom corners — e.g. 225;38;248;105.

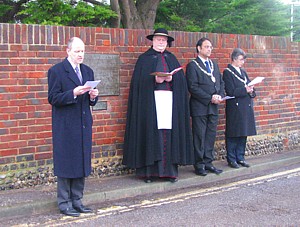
60;207;80;217
168;178;178;183
144;178;153;183
195;168;208;176
205;166;223;174
238;161;250;168
73;205;92;213
228;162;240;169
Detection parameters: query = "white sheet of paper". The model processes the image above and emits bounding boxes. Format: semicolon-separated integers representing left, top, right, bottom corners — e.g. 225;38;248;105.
84;80;101;88
154;90;173;129
221;96;235;101
248;77;264;86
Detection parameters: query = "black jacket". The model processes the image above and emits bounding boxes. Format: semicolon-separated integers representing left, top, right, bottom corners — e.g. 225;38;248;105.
223;64;257;137
186;57;225;116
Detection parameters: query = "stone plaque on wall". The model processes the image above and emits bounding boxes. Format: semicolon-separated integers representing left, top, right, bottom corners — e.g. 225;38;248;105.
84;54;120;96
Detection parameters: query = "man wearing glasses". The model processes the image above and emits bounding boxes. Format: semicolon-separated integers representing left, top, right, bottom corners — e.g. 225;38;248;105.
186;37;225;176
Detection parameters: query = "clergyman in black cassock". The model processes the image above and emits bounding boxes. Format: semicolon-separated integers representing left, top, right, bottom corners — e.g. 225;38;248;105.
122;28;194;183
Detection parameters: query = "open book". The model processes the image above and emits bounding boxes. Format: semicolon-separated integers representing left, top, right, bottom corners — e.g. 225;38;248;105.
150;66;184;77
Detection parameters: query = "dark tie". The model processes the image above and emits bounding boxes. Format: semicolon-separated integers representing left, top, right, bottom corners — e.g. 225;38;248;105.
205;61;211;73
75;66;82;83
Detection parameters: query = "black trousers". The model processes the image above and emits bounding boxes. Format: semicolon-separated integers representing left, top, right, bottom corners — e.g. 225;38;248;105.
57;177;85;211
192;115;218;169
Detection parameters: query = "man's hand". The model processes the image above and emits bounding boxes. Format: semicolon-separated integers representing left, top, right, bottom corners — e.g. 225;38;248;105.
89;88;99;100
73;85;92;97
164;76;172;82
211;94;222;104
155;76;165;83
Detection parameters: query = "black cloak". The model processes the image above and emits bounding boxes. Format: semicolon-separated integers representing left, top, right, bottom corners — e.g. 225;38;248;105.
122;48;194;169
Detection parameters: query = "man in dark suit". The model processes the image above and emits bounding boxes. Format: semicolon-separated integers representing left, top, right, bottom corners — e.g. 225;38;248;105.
186;37;225;176
48;37;99;217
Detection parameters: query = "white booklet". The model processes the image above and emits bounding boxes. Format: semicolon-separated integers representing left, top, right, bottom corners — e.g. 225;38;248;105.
84;80;101;88
248;77;264;86
221;96;235;101
154;90;173;129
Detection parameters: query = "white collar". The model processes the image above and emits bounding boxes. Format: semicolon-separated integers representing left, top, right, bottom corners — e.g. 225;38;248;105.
232;65;241;74
67;57;79;71
198;56;210;65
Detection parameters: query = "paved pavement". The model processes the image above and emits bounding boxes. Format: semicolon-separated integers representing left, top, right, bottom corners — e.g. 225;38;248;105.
1;150;300;220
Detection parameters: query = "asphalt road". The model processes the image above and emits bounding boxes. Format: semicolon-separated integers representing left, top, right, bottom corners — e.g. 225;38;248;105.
5;164;300;226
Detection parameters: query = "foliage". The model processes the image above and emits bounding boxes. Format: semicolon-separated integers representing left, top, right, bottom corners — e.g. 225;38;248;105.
0;5;13;20
1;0;117;27
292;3;300;41
155;0;291;37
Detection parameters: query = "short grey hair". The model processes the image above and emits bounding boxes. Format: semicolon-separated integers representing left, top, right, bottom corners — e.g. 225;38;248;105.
231;48;246;61
67;37;84;49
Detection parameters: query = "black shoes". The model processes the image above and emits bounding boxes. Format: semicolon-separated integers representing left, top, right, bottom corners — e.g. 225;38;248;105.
60;205;92;216
237;161;250;168
168;178;178;183
228;161;250;168
228;162;240;169
205;166;223;175
144;178;153;183
195;167;208;176
60;207;80;217
73;205;93;213
195;166;222;175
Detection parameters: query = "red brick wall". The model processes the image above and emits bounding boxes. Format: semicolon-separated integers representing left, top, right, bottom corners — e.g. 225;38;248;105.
1;23;300;170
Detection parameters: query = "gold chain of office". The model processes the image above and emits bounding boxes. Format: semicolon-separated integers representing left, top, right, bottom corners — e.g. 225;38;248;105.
192;59;216;83
225;67;248;85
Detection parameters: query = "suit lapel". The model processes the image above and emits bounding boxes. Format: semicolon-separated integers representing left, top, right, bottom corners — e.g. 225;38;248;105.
229;65;244;80
196;57;206;71
240;69;250;83
63;59;81;86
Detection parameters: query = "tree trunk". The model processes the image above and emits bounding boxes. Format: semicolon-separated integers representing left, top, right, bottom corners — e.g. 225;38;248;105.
136;0;161;29
118;0;161;29
110;0;121;28
118;0;142;28
82;0;162;29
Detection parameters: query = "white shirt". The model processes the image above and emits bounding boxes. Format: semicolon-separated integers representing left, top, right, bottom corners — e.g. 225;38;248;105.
232;65;241;75
67;57;81;75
